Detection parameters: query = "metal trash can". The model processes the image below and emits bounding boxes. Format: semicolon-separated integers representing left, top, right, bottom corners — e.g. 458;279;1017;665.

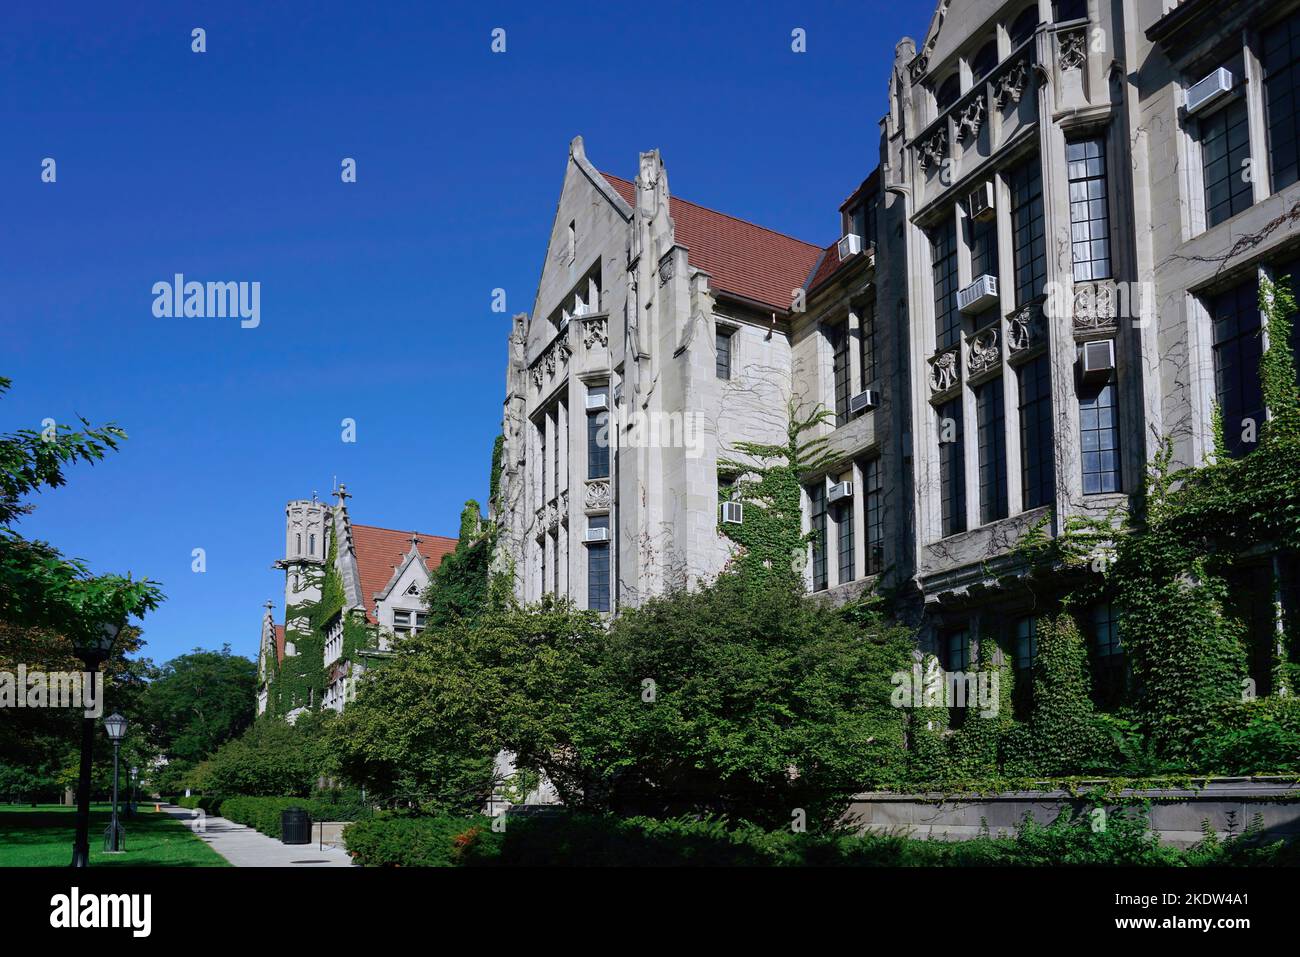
281;807;312;845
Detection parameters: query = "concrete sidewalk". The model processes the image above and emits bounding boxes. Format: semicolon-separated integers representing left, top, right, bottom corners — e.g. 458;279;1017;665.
159;804;355;867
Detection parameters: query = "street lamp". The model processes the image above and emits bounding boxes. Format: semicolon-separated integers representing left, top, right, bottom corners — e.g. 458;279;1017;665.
70;620;121;868
129;766;138;818
103;712;127;853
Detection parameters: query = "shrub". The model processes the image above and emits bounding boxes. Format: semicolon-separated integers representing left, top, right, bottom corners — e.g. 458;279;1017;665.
343;814;496;866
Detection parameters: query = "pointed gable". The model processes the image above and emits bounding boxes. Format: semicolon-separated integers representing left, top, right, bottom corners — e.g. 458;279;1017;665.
350;524;457;620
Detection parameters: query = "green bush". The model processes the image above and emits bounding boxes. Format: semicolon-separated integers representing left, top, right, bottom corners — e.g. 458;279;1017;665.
343;814;494;866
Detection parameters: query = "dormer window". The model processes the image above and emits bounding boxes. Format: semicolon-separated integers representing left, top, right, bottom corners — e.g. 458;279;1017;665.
1009;6;1040;46
971;42;998;82
936;74;961;112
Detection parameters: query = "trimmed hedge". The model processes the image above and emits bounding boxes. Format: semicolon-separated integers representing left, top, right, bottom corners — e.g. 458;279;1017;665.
179;794;372;839
342;809;1300;867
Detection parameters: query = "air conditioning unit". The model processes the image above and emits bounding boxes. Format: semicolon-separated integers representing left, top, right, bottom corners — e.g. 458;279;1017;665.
573;302;591;317
837;233;863;260
827;480;853;504
849;390;880;415
557;313;570;335
968;182;995;222
720;501;744;525
1185;67;1234;115
584;526;610;543
957;274;999;314
1081;339;1115;380
585;392;608;411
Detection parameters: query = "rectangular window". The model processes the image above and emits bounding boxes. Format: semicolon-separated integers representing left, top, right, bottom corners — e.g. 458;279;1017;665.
968;208;998;280
393;610;411;636
1201;97;1253;227
858;301;878;390
1014;617;1037;671
1010;157;1047;306
1264;10;1300;191
938;397;967;536
809;482;828;591
587;385;610;479
932;220;961;350
862;457;884;575
1066;139;1111;281
849;198;877;247
835;497;854;585
1018;353;1054;509
976;378;1008;523
944;628;970;672
716;326;733;380
1210;279;1264;458
586;516;610;612
1079;378;1121;493
831;322;852;426
1092;602;1124;708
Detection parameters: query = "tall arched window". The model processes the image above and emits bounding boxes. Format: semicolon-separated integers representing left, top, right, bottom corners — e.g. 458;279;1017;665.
971;41;998;82
1053;0;1086;22
1009;6;1040;46
936;74;961;111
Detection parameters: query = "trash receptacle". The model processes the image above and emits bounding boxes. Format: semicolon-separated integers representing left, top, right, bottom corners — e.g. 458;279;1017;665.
281;807;312;845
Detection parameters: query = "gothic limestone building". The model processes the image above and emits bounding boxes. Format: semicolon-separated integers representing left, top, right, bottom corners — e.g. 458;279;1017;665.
495;0;1300;693
255;487;456;718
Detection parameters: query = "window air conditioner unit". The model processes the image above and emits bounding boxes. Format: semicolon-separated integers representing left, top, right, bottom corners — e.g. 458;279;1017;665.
720;501;744;525
584;527;610;543
957;274;999;314
837;233;863;260
968;182;995;222
585;392;608;411
558;313;570;334
827;480;854;504
1185;67;1234;116
849;390;880;415
1081;339;1115;380
573;302;591;317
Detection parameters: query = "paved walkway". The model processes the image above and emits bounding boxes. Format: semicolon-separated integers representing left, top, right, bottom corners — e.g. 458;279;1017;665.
159;804;355;867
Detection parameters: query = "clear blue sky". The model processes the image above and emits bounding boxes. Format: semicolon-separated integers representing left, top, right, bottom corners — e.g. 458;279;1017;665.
2;0;932;665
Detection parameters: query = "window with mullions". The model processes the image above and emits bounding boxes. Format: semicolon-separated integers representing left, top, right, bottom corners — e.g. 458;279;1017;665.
936;74;961;111
944;628;971;672
862;457;884;575
938;397;967;536
968;207;998;280
1009;6;1040;46
587;384;610;479
1079;378;1121;493
858;301;878;390
976;379;1008;523
1091;602;1125;707
971;42;998;83
1066;139;1112;281
1210;279;1264;458
1201;97;1253;228
1264;9;1300;191
831;322;852;426
716;326;733;380
932;221;961;350
586;515;611;613
835;497;854;585
809;482;828;591
1009;157;1046;307
1014;617;1037;671
849;199;877;247
1018;353;1054;509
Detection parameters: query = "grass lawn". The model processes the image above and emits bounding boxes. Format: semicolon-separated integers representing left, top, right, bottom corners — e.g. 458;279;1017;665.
0;803;229;867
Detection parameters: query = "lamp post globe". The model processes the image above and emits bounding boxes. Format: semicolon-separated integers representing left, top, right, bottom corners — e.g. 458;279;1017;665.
103;713;127;854
70;620;123;868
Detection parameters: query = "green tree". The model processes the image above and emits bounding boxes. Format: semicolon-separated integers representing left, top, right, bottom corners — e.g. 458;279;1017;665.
143;645;257;766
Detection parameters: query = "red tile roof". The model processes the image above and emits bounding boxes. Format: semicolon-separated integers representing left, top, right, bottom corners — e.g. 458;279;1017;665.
805;237;871;294
602;173;823;313
351;524;457;619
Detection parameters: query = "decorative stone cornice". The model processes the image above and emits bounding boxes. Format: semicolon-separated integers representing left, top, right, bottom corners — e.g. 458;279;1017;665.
928;344;961;397
530;334;572;390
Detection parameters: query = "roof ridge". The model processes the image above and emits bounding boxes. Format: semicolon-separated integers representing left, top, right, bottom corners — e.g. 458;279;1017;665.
600;171;823;252
350;522;456;541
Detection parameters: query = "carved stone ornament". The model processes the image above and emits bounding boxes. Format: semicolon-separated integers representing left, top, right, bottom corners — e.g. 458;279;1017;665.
658;257;675;286
967;325;1000;377
994;59;1029;107
956;94;986;142
918;127;948;171
582;316;608;349
929;345;961;395
908;54;929;83
585;479;611;511
529;336;572;391
1058;27;1086;72
1072;280;1118;332
1006;302;1046;355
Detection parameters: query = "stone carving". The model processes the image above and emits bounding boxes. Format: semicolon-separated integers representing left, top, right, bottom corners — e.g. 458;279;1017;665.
929;346;960;395
1058;27;1087;72
918;127;948;171
956;94;986;142
558;489;569;524
529;335;572;391
908;54;929;83
582;315;608;349
658;257;674;285
585;479;611;511
1072;280;1118;332
968;325;1000;377
994;59;1029;107
1006;302;1046;355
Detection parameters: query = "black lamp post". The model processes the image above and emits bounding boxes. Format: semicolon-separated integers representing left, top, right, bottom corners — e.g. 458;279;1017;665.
70;621;121;868
103;712;127;853
129;766;138;818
